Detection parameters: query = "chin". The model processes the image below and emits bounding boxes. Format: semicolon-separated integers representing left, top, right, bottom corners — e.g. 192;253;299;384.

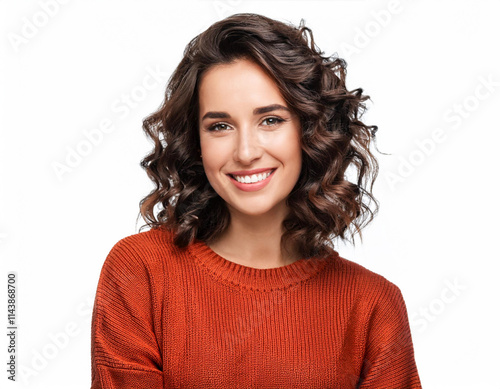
231;202;285;217
233;207;271;216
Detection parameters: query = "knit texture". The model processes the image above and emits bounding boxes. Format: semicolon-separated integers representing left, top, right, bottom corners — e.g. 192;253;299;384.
91;226;422;388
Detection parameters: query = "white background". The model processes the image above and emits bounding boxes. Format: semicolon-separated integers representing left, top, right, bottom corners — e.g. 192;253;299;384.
1;0;499;388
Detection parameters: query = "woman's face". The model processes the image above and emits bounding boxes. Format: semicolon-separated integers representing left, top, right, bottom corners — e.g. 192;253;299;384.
198;57;302;219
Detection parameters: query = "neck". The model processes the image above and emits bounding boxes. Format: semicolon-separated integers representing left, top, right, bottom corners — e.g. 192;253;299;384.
208;204;299;269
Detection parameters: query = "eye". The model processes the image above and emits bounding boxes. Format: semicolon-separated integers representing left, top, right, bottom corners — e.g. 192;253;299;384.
262;117;285;126
207;122;231;132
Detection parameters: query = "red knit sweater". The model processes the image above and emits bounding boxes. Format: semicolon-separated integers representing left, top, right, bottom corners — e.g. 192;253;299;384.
91;226;422;388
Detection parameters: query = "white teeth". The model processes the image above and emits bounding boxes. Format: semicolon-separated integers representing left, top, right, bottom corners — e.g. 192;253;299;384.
234;170;272;184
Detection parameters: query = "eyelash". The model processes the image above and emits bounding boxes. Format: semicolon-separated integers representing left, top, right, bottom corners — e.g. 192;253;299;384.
207;117;285;132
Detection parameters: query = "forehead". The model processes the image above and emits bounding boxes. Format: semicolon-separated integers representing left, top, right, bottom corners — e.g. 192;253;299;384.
198;58;285;109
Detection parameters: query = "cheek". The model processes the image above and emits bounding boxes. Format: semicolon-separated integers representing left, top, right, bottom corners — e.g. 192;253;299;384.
272;132;302;166
200;140;227;177
290;128;303;163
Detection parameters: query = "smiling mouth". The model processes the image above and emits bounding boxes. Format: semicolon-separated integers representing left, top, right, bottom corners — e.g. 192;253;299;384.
228;168;277;183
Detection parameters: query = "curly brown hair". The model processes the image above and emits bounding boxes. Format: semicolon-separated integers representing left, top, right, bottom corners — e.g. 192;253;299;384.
136;12;379;260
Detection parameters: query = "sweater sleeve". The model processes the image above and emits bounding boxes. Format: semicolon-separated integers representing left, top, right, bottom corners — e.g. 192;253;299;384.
357;282;422;388
90;239;163;388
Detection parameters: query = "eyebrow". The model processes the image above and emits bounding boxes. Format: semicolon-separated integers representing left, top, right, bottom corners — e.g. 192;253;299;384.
201;104;291;121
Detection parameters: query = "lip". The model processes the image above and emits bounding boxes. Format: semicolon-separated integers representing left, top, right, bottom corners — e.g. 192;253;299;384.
227;167;276;176
227;168;277;192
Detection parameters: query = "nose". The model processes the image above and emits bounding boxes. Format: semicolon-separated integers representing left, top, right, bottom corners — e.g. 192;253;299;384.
233;125;263;165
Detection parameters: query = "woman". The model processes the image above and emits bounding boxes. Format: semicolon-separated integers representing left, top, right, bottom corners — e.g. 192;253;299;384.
91;12;422;388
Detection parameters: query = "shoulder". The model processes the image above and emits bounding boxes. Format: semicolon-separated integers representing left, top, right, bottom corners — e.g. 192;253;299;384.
326;253;407;308
329;254;398;289
107;225;179;258
99;226;182;281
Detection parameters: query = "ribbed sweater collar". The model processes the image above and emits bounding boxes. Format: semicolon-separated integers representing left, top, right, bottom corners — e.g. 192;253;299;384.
187;236;333;292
